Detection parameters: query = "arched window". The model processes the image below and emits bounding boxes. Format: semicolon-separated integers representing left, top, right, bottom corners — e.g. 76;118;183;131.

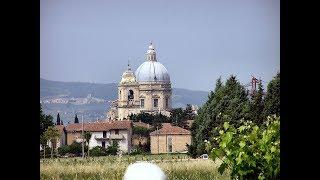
128;90;134;100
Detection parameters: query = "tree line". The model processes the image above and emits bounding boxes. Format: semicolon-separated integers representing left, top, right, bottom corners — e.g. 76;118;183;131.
188;73;280;157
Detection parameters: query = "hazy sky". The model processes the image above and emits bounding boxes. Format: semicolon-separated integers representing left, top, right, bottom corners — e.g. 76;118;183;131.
40;0;279;91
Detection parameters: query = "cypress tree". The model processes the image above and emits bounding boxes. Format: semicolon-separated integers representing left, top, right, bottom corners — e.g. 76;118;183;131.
189;75;250;156
263;72;280;117
249;80;265;124
74;114;79;124
56;113;61;125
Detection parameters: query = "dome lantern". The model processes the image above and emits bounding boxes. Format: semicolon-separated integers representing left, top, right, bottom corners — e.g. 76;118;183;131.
146;42;157;61
135;43;170;83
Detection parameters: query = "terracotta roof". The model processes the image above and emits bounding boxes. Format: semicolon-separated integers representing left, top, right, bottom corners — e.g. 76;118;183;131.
55;125;65;135
133;121;152;129
65;120;132;132
150;123;191;136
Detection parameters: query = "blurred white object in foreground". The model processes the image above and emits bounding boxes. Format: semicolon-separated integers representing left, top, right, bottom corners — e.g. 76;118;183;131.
123;162;167;180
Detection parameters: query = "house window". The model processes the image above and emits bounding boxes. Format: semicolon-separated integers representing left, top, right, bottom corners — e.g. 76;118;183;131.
140;99;145;108
115;129;119;135
102;141;105;148
103;131;106;138
153;99;158;108
168;136;172;153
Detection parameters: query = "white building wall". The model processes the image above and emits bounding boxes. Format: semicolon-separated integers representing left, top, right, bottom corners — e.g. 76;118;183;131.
88;130;131;153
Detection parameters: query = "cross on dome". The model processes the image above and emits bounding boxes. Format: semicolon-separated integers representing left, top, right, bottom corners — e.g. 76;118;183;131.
148;41;155;50
127;59;131;70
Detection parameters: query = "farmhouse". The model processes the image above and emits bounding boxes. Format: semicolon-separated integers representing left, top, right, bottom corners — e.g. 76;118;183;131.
65;120;133;153
150;123;191;154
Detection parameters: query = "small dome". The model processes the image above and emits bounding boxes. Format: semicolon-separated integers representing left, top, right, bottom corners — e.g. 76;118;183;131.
120;69;137;84
135;61;170;83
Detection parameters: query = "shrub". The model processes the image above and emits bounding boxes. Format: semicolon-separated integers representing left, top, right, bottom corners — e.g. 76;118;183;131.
106;141;119;155
57;145;70;156
130;146;147;155
208;115;280;180
40;146;52;158
89;146;107;157
56;142;88;157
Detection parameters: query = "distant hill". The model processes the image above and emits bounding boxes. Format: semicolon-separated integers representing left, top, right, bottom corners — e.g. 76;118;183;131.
40;78;209;107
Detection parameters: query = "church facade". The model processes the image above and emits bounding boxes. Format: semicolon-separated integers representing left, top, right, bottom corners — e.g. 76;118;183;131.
107;43;172;120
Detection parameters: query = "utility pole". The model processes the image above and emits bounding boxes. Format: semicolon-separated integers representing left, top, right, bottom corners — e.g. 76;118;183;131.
157;126;159;154
82;115;84;158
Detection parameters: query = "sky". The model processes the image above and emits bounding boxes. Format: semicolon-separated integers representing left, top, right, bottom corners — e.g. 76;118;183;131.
40;0;279;92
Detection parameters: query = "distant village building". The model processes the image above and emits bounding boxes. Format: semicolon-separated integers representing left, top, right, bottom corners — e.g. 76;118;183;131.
150;123;191;154
65;120;133;153
107;43;172;120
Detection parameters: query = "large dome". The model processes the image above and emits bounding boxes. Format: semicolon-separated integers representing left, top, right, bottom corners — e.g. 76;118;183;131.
135;61;170;83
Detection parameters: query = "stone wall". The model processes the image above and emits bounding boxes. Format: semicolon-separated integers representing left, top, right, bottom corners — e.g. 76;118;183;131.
150;134;191;154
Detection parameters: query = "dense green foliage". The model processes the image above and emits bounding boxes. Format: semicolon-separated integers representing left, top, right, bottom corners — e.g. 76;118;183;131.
170;108;188;129
132;126;151;153
129;112;168;129
189;74;280;157
249;81;265;125
132;126;150;136
208;116;280;179
263;73;280;117
107;141;120;155
44;126;61;158
57;142;88;156
89;146;108;157
129;105;196;130
189;76;250;157
40;104;54;137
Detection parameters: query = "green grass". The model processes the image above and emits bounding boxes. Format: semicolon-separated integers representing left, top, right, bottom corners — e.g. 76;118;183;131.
40;154;230;180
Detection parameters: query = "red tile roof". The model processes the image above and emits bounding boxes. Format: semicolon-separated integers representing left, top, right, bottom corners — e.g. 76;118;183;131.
150;123;191;136
65;120;132;132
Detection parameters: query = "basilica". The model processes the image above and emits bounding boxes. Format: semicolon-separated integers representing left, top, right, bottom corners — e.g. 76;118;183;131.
107;43;172;120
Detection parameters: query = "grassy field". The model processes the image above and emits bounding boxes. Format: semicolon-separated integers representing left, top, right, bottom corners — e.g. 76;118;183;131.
40;154;230;180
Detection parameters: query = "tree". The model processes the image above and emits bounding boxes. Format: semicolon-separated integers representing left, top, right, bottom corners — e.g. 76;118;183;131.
40;135;48;159
185;104;195;120
107;140;119;155
83;131;92;157
169;108;188;129
40;104;54;137
263;73;280;117
74;114;79;123
249;80;265;125
56;113;61;125
208;116;280;179
189;75;250;156
44;126;60;158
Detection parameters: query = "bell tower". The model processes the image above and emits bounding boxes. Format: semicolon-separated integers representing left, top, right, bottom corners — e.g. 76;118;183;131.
117;63;140;120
